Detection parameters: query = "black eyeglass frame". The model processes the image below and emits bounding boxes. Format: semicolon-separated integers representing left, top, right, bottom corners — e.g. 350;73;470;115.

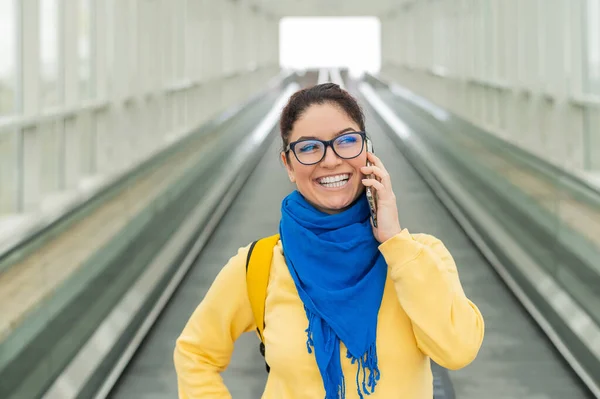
284;131;368;166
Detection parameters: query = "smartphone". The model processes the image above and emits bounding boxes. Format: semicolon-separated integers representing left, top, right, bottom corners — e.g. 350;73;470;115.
365;138;378;228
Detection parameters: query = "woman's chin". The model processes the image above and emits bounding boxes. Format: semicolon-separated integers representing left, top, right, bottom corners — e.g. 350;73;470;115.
314;193;360;214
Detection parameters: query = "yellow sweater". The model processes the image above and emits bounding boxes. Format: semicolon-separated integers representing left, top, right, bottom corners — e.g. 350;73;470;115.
174;229;484;398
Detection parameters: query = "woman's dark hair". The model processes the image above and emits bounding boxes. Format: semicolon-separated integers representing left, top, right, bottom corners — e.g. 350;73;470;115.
279;83;365;155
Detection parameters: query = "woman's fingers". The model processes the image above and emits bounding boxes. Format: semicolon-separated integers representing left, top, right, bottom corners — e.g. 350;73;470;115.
361;153;393;199
361;178;386;194
367;152;389;175
361;165;391;186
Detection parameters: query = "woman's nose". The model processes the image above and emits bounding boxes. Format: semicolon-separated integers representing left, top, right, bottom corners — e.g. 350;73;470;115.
320;146;342;167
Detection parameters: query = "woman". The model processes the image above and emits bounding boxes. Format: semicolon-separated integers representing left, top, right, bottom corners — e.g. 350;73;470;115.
174;83;484;398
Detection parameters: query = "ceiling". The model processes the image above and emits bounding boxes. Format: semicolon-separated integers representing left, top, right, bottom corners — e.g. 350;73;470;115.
250;0;415;18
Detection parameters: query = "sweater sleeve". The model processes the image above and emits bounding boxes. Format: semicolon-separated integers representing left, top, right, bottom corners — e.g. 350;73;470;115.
379;229;485;370
174;244;256;398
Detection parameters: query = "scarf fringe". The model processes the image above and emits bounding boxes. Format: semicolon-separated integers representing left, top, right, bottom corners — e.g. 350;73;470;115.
305;307;380;399
305;308;315;354
347;344;380;399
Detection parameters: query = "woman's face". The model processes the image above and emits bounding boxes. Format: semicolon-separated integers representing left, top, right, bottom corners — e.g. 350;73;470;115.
281;102;367;214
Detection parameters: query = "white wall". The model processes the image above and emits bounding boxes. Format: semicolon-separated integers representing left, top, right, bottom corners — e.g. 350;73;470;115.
0;0;280;219
380;0;600;175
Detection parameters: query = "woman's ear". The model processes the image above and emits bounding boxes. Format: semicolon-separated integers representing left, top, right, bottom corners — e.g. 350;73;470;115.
281;152;296;183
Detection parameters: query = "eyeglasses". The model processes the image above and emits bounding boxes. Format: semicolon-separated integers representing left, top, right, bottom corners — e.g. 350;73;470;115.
285;131;367;166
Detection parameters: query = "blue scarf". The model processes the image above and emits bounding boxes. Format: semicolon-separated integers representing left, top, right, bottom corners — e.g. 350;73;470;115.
279;190;387;399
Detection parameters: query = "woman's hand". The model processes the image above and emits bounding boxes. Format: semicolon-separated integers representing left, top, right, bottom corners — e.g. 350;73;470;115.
361;152;402;243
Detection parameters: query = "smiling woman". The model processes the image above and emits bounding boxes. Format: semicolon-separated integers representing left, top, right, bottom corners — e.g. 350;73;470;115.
174;83;485;399
279;85;368;213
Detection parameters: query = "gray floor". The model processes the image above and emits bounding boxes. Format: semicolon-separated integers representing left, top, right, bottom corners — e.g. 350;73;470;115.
108;98;590;399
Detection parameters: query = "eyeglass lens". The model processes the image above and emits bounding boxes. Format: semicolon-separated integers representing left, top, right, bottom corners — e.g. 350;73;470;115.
294;133;364;165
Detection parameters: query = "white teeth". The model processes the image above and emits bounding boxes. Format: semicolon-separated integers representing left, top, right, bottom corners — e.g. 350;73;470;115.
321;180;348;188
318;174;350;188
317;174;350;184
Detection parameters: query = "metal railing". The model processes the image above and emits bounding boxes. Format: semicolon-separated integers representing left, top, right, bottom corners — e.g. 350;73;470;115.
0;66;280;268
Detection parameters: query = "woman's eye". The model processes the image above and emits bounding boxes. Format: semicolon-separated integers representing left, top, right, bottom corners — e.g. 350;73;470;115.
338;136;357;145
299;144;318;152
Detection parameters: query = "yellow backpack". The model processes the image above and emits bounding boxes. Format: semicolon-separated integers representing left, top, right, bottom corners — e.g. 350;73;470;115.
245;233;280;373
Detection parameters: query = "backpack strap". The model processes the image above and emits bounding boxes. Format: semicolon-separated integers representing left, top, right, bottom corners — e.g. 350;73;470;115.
246;233;280;372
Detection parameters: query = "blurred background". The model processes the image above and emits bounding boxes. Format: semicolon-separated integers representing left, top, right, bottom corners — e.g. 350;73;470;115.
0;1;599;398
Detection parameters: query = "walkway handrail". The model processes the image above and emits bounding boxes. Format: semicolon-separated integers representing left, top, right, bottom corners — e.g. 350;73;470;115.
366;74;600;207
0;70;295;276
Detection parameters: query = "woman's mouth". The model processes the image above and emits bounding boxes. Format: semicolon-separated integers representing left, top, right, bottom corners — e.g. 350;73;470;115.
316;173;351;189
